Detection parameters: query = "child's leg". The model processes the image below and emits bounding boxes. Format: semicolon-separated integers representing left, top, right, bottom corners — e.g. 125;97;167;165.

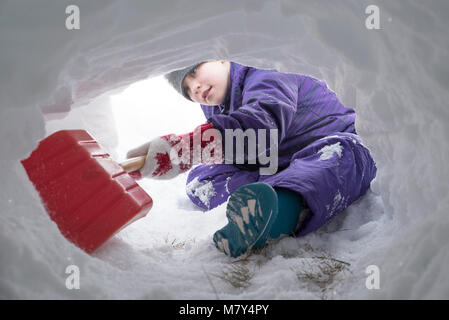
259;132;377;237
186;164;259;210
213;183;305;258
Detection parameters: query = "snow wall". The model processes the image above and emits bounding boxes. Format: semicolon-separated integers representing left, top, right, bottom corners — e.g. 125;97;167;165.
1;0;448;299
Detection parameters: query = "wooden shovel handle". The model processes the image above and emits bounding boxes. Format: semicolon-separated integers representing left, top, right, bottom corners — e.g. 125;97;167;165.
119;156;147;173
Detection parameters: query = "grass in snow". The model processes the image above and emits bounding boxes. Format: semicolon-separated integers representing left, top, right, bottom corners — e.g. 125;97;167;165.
212;261;255;289
163;234;352;299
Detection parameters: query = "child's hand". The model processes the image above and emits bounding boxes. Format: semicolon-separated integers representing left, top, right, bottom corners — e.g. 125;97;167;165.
125;122;220;180
126;134;192;180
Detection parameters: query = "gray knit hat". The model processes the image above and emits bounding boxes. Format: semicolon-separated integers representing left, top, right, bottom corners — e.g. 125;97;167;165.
164;62;205;101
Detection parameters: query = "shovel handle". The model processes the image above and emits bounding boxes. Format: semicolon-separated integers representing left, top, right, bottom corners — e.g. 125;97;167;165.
119;156;146;173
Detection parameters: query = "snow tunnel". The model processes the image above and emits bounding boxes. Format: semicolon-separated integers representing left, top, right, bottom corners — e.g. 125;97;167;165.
1;0;448;299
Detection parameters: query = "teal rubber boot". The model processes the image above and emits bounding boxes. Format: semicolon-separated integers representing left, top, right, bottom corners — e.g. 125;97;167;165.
268;188;303;239
213;183;279;258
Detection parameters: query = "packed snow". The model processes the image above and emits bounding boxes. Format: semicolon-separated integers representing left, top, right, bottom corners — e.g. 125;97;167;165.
1;0;449;299
186;177;217;210
318;142;343;161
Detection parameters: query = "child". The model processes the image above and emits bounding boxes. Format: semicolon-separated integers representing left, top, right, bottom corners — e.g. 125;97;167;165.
126;60;377;258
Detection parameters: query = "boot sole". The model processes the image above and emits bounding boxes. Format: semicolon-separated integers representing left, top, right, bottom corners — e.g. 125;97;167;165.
213;182;278;258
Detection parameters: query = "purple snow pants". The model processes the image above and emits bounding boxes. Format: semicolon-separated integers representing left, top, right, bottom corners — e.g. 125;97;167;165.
185;133;377;237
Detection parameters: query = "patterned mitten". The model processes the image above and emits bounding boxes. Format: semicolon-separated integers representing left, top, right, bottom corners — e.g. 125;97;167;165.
126;122;222;179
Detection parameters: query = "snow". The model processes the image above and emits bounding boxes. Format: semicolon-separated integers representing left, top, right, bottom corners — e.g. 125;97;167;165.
1;0;449;299
186;177;217;209
318;142;343;161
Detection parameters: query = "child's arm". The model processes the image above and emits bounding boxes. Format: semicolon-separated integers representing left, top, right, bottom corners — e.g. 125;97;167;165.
126;122;221;179
207;69;299;165
126;70;299;179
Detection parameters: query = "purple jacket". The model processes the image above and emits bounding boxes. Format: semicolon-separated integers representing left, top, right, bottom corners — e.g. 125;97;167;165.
188;62;376;236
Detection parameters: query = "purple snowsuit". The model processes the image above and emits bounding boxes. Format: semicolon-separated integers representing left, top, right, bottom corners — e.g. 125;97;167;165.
186;62;377;236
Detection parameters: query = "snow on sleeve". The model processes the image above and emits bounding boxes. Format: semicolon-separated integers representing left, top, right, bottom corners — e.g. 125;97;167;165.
225;176;232;194
318;142;343;161
186;177;217;209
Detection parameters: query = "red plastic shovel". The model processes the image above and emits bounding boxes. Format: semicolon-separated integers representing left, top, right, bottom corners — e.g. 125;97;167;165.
21;130;150;253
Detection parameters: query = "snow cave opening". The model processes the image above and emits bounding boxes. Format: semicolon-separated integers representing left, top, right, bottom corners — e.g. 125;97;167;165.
43;60;387;254
41;65;388;299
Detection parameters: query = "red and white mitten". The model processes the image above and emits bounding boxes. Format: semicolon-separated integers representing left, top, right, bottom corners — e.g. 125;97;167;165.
126;123;222;180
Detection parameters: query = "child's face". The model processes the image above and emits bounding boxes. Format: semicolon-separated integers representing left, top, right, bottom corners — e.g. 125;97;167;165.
183;60;231;106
